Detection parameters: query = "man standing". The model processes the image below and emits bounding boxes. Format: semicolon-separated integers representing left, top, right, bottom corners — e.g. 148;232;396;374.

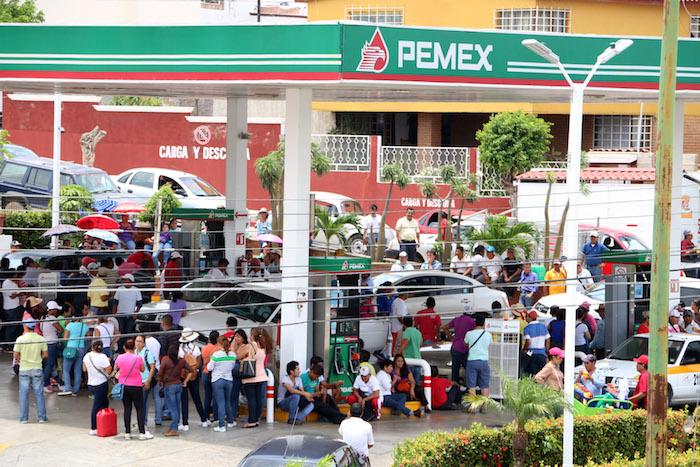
442;309;475;385
40;301;64;393
481;246;503;284
397;316;424;384
14;318;48;423
465;314;492;411
544;260;567;296
523;310;550;375
581;231;609;282
576;263;594;293
420;250;442;270
449;246;469;275
114;274;143;340
628;355;649;409
87;262;109;315
519;263;539;308
575;355;605;396
390;251;414;272
415;296;442;345
363;204;381;257
390;290;409;356
339;403;374;467
395;208;420;261
2;268;23;349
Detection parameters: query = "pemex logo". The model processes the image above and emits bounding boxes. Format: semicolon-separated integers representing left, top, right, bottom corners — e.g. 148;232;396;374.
356;28;389;73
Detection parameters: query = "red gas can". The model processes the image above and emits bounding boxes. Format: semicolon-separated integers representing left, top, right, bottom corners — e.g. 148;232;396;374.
96;408;118;437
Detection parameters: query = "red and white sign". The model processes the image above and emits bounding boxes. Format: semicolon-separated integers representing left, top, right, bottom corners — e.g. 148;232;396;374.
194;125;212;145
236;233;245;246
671;278;680;294
356;28;389;73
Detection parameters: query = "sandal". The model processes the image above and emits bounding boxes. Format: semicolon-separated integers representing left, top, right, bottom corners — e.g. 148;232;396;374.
242;422;259;428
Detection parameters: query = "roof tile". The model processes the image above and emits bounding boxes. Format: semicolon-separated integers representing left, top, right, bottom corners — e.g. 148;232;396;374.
517;168;656;182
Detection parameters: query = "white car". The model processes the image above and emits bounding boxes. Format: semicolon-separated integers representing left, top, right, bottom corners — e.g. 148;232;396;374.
574;333;700;406
532;281;604;322
112;167;226;209
372;270;510;315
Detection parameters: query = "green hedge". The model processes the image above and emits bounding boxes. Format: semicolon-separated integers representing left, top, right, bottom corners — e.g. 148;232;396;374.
3;210;52;249
393;410;689;467
584;450;700;467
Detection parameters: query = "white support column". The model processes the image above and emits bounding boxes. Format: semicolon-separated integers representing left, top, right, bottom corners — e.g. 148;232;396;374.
281;88;312;366
669;101;685;306
225;97;248;271
51;93;62;249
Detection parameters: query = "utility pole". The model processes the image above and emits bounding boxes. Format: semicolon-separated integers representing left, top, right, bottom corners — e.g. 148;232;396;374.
647;0;679;464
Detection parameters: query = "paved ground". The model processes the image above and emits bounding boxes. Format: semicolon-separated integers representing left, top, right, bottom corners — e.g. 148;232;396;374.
0;355;512;466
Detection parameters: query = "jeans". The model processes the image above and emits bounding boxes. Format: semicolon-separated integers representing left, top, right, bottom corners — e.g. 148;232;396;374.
124;240;136;251
399;241;417;261
466;359;491;389
212;378;233;427
435;386;461;410
181;375;206;425
243;381;264;424
19;369;47;422
410;366;422;387
519;293;536;308
526;353;547;376
202;372;216;420
231;375;243;418
278;394;315;422
588;265;603;282
382;392;412;416
3;307;21;347
450;347;468;384
153;242;172;269
89;382;109;430
62;347;86;394
163;384;182;431
143;381;163;425
43;342;62;388
122;385;145;434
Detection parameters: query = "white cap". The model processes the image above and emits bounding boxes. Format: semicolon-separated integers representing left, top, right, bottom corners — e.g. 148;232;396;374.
46;301;62;311
87;262;99;270
359;366;371;376
398;251;408;257
259;207;268;214
10;240;21;246
590;231;599;237
122;273;135;282
170;251;182;259
669;309;682;318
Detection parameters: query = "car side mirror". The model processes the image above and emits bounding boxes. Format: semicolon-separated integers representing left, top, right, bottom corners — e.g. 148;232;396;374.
174;189;187;197
682;356;697;365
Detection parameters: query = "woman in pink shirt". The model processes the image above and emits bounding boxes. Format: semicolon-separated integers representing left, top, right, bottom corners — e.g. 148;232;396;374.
114;339;152;440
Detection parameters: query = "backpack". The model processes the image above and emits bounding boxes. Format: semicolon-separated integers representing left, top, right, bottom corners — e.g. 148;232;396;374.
179;344;200;379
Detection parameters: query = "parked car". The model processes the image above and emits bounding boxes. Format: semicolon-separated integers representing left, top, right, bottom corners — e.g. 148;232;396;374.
573;333;700;406
112;168;225;209
531;281;604;321
4;144;40;160
416;209;481;235
0;156;120;210
238;436;363;467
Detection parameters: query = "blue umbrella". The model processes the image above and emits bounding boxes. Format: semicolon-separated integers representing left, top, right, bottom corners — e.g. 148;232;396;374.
85;229;120;244
94;199;119;212
40;224;83;238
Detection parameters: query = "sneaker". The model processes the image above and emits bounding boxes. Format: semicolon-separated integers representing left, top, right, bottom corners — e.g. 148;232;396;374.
413;409;421;418
124;434;132;440
201;420;211;428
57;391;72;396
88;395;95;400
178;424;189;432
39;419;48;424
43;386;53;394
227;422;237;428
57;385;66;392
71;393;78;397
89;429;98;436
163;429;179;437
139;431;154;440
19;420;28;424
213;426;226;433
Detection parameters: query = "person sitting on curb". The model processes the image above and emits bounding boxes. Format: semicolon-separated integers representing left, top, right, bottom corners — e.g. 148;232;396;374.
376;359;420;418
300;365;346;424
430;366;463;411
278;361;315;426
347;366;381;422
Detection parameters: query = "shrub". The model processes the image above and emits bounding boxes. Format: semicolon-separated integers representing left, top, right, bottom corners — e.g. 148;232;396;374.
138;184;182;225
3;210;52;249
584;450;700;467
392;409;688;467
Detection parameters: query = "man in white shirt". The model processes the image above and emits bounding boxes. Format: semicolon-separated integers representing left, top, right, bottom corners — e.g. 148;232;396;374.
113;274;143;340
390;292;409;355
390;251;415;272
395;208;420;261
481;246;504;284
465;245;485;281
207;258;230;279
376;359;418;417
339;403;374;465
144;333;163;426
450;246;469;275
680;309;700;334
363;204;382;255
347;366;381;421
576;263;594;293
2;269;22;350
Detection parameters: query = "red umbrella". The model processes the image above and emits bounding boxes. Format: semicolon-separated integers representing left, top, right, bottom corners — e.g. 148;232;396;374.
77;214;119;230
113;202;146;213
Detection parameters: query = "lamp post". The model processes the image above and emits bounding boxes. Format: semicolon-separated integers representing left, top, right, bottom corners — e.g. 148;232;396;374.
522;38;633;467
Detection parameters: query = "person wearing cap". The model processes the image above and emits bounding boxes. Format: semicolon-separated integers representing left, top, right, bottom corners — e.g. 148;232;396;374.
178;328;208;431
544;259;567;296
575;354;604;396
680;308;700;334
2;268;24;349
637;310;650;334
669;307;683;333
163;251;183;295
576;262;594;293
523;310;551;375
465;314;492;409
266;249;282;279
348;366;381;421
442;308;476;385
581;231;609;282
390;290;410;356
2;239;21;259
415;296;442;346
390;251;415;272
535;348;564;391
14;318;48;423
628;355;649;409
114;273;143;341
480;246;503;284
21;256;42;288
87;262;109;315
339;402;374;465
395;208;421;261
41;301;65;393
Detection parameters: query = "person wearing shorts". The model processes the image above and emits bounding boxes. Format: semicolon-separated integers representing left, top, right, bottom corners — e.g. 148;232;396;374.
464;314;492;412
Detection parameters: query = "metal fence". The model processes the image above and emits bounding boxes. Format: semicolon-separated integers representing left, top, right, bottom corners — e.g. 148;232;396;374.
377;146;471;182
311;134;372;172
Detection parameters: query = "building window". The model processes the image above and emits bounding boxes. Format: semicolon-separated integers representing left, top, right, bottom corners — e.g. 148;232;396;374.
594;115;653;150
692;16;700;38
201;0;223;9
345;5;404;25
494;8;570;33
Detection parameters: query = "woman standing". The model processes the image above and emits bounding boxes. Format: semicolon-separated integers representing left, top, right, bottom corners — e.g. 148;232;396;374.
60;317;90;396
178;329;208;430
158;344;194;437
201;331;219;423
114;339;151;440
535;347;565;390
94;315;120;360
208;336;237;432
574;307;592;354
168;291;187;327
230;329;248;421
241;327;269;428
82;340;112;435
391;354;430;412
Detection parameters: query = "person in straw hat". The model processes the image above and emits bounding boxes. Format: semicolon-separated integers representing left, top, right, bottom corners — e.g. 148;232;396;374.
177;328;208;431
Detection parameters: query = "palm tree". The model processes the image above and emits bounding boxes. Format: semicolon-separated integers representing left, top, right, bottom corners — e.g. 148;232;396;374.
465;214;541;260
465;375;571;467
453;175;479;244
419;164;459;263
313;206;362;255
375;164;411;262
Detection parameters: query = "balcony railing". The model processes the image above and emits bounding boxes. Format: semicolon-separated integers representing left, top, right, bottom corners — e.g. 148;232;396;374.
311;134;371;172
378;146;471;182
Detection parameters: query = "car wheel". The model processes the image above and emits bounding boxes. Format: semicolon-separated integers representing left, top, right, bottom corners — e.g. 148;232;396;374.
5;200;25;210
348;235;366;255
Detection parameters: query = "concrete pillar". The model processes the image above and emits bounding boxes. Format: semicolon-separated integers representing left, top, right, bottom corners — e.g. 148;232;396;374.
669;101;684;306
225;97;248;271
280;88;312;366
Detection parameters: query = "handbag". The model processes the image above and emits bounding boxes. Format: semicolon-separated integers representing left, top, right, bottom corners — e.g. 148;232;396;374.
62;346;78;360
111;355;139;400
396;380;410;393
239;343;257;379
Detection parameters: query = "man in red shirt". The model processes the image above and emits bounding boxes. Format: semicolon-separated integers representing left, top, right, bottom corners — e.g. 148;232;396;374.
430;366;462;410
127;242;155;271
163;251;182;293
628;355;648;409
415;297;442;345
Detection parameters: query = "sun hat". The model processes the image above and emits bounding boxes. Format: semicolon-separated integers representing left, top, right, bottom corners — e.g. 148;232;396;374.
179;328;199;343
27;297;43;308
553;259;562;265
549;347;565;358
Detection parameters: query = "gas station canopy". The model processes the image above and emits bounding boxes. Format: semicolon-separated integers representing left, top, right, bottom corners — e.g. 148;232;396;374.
1;22;700;103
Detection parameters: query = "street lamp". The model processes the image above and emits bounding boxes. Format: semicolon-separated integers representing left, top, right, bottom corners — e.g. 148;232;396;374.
522;37;633;467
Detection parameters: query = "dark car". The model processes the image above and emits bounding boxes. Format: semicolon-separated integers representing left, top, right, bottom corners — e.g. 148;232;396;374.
5;250;130;272
0;156;120;210
238;436;362;467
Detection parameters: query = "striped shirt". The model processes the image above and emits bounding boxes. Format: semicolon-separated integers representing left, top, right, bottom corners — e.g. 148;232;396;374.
524;322;550;355
206;350;237;382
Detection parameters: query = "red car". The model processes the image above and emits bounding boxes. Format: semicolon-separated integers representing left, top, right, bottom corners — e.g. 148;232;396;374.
417;209;478;235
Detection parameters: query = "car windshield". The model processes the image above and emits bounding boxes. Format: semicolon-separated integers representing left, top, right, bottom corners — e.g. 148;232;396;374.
586;281;606;301
372;273;402;287
608;336;684;364
213;288;280;323
618;235;649;251
340;199;363;214
180;177;221;197
74;172;119;193
183;281;228;303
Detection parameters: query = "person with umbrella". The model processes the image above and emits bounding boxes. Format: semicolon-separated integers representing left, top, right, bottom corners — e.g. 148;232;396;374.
118;215;136;250
256;208;271;248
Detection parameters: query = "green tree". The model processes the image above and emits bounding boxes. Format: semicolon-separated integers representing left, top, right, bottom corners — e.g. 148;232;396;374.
313;206;362;255
48;184;95;225
465;214;540;260
465;374;572;467
254;141;331;236
108;96;170;106
0;129;10;158
4;211;51;248
419;165;461;262
476;110;553;207
375;163;410;262
0;0;44;22
138;185;182;225
453;174;479;244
